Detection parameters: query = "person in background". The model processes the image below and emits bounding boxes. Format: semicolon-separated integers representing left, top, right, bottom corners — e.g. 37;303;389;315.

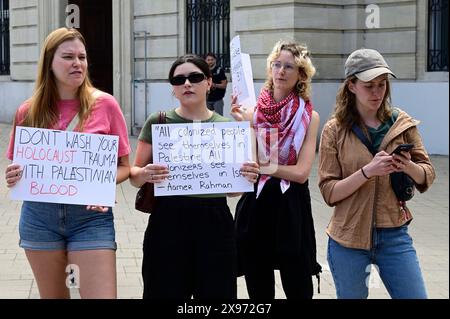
231;40;322;299
318;48;435;299
4;28;131;299
205;52;227;115
130;54;259;299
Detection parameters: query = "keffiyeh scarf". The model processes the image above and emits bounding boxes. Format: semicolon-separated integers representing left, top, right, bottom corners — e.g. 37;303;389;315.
253;89;312;197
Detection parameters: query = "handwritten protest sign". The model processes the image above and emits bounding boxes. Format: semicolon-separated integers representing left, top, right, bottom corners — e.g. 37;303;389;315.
10;126;119;207
152;121;254;196
230;35;256;109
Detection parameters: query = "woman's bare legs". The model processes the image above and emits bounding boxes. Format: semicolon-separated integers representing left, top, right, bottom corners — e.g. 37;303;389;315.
25;250;70;299
68;249;117;299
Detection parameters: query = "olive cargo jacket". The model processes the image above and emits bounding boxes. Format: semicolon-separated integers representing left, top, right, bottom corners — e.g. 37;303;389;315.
318;109;435;250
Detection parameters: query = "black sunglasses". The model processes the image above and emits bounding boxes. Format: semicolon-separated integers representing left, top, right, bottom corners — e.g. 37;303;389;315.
170;72;206;86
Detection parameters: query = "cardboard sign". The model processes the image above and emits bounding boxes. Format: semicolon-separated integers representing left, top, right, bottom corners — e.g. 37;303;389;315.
230;35;257;109
152;121;254;196
10;126;119;207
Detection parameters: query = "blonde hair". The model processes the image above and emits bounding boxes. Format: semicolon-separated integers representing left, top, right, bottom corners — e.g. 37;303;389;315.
264;40;316;101
23;28;95;130
333;75;393;128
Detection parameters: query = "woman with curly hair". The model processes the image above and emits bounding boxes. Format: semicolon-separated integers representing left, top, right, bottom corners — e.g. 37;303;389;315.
231;40;322;299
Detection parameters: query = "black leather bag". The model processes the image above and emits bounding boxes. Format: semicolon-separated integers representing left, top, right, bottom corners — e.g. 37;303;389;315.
135;182;155;213
351;124;415;202
390;171;415;201
134;111;166;213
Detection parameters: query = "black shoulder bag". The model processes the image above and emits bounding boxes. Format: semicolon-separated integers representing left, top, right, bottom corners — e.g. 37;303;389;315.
135;111;166;213
351;124;415;202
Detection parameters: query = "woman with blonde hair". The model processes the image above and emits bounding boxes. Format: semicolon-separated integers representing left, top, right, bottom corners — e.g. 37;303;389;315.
231;40;322;299
4;28;131;298
318;48;435;298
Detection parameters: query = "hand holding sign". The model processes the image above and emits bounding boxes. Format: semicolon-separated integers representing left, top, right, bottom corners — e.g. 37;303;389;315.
86;205;109;213
141;163;170;184
239;161;260;183
5;163;23;188
230;95;254;122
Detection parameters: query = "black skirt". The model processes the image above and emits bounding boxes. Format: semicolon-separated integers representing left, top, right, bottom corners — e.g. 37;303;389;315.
142;195;237;299
235;177;322;277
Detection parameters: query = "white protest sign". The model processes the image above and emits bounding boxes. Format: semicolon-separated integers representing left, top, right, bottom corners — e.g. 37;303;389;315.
152;121;254;196
10;126;119;207
230;35;256;109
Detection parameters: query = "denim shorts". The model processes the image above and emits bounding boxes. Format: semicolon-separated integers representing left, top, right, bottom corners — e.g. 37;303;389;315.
19;201;117;251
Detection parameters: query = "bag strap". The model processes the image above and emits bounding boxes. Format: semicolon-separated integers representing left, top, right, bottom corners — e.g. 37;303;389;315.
158;111;166;124
351;124;376;156
65;90;105;132
66;113;80;131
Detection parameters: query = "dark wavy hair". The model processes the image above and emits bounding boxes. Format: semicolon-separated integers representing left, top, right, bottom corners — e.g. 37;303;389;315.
168;54;212;81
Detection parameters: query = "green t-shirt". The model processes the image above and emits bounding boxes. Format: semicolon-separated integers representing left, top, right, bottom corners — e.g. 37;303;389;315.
367;108;399;151
138;109;231;198
139;109;230;144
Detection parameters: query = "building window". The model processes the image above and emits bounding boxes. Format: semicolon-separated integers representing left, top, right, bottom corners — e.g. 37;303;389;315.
0;0;9;75
428;0;448;72
186;0;230;70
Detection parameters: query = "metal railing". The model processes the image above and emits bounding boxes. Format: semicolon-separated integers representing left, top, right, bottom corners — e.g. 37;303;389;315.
428;0;449;72
186;0;230;70
0;0;9;75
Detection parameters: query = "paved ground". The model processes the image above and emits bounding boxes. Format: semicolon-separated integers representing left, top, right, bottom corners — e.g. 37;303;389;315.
0;122;448;299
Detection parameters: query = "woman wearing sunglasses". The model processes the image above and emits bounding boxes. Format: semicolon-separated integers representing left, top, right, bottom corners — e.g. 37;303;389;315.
231;40;322;299
130;54;259;299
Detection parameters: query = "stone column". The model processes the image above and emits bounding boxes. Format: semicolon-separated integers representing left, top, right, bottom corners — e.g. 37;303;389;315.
113;0;133;134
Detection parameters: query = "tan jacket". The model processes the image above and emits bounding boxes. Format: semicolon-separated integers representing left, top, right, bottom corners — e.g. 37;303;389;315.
318;109;435;250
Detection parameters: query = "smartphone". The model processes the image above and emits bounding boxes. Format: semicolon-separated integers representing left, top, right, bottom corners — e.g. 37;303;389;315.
391;143;414;155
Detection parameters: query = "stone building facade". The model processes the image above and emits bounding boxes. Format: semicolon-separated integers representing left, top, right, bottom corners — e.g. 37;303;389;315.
1;0;448;153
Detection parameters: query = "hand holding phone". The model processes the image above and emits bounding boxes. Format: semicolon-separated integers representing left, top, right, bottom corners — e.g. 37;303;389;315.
391;143;414;155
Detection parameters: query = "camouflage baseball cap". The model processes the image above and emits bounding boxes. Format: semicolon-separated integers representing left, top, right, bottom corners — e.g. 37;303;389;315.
345;48;396;81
